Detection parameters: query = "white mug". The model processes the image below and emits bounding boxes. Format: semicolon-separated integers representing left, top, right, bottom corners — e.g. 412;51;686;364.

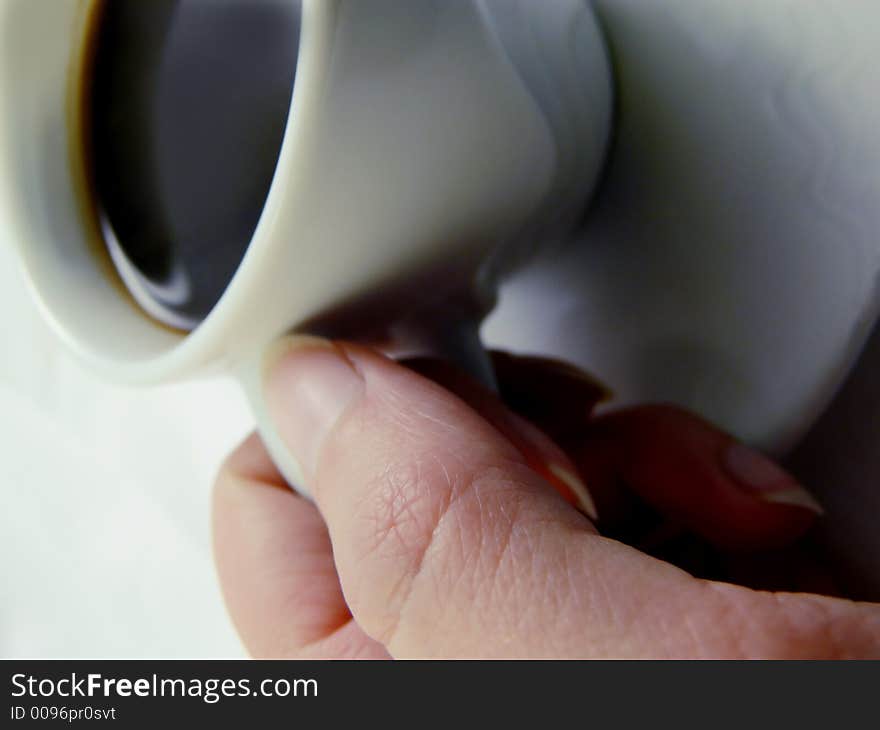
0;0;612;495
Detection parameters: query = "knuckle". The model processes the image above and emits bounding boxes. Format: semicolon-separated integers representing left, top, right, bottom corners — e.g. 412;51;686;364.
345;453;533;649
345;453;462;642
367;457;452;571
216;446;244;483
215;432;278;490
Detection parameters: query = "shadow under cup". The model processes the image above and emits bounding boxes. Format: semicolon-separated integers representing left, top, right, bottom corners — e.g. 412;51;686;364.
0;0;302;374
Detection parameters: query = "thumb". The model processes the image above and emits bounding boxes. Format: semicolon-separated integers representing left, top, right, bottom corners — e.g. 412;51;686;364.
264;336;594;657
263;337;880;658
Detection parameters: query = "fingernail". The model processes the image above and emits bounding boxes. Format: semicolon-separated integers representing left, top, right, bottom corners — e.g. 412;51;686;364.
264;335;364;481
504;411;599;521
547;463;599;522
721;442;824;515
492;354;612;444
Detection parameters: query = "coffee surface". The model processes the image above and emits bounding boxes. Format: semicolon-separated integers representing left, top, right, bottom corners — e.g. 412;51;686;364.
88;0;301;329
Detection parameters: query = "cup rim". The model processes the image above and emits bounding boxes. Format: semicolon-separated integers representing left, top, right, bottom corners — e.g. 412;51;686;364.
170;0;338;374
5;0;339;383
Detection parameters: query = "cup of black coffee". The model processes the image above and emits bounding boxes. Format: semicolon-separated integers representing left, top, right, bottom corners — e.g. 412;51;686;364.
0;0;611;494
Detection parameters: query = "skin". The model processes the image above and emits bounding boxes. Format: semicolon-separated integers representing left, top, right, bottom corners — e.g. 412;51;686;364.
212;341;880;658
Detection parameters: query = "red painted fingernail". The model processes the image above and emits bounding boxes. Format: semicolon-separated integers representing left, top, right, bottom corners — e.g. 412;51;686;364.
721;442;824;515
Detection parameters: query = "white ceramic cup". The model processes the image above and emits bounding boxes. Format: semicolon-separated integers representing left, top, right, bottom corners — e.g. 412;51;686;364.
0;0;612;495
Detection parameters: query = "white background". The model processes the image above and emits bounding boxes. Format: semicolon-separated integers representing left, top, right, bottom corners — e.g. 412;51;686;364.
3;0;880;657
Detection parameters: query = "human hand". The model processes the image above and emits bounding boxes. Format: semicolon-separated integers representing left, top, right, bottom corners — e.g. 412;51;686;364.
212;338;880;658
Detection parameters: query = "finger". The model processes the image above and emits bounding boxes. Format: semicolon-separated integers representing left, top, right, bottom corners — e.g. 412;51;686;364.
572;405;823;552
402;357;597;518
489;359;837;589
490;353;821;555
264;337;880;658
212;433;388;659
266;336;596;656
490;350;611;444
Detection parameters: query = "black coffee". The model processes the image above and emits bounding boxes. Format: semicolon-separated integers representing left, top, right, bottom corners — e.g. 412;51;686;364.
86;0;301;329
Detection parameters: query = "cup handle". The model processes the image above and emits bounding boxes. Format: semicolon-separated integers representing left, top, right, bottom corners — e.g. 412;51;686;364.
389;314;498;391
236;343;311;499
